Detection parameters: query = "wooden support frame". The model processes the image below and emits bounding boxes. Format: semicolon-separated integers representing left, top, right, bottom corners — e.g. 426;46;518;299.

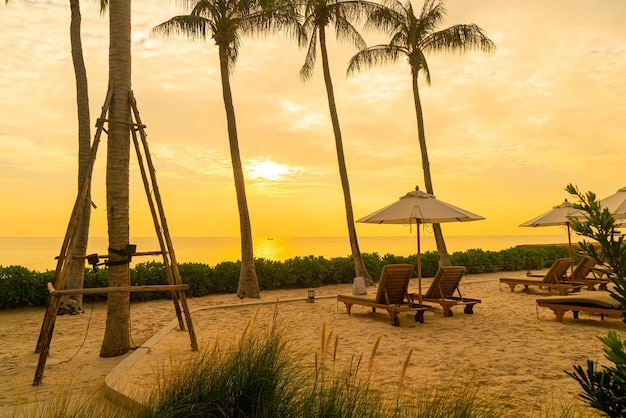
33;88;198;386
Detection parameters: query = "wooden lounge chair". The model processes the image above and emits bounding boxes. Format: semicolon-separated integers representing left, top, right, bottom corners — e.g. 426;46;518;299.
411;266;481;317
499;258;582;295
537;292;624;322
337;264;430;326
569;257;609;291
527;256;607;290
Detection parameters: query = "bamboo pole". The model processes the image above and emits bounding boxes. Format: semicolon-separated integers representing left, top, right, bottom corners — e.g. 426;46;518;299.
129;91;197;351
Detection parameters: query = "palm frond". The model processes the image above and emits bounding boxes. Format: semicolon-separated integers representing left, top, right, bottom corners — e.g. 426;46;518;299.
238;0;303;40
363;2;404;35
423;24;496;54
299;29;318;82
331;0;381;24
389;30;407;49
151;15;213;42
418;0;446;33
333;17;366;50
177;0;206;13
347;44;402;75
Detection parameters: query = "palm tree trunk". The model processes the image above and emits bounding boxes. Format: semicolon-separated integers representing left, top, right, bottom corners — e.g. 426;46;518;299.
319;27;372;284
411;69;451;267
216;44;260;299
62;0;91;315
101;0;131;357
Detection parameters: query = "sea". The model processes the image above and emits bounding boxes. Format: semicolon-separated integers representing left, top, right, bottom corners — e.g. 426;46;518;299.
0;234;569;272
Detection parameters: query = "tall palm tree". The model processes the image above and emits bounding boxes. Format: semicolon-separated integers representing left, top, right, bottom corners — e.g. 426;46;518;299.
62;0;92;316
152;0;301;298
347;0;495;266
100;0;133;357
300;0;381;285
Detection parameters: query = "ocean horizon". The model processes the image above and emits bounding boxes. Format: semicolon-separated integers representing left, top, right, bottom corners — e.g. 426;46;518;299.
0;234;574;272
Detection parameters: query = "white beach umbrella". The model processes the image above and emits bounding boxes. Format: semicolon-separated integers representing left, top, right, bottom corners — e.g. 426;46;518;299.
519;199;584;259
356;187;485;303
599;186;626;219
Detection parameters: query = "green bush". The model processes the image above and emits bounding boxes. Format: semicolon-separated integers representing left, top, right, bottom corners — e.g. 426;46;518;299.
283;256;331;288
0;266;51;308
325;256;355;284
0;246;577;309
255;258;288;290
212;261;240;293
131;262;168;302
178;262;214;297
451;248;502;274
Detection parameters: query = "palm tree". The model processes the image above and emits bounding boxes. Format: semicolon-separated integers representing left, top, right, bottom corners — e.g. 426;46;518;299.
347;0;495;266
152;0;301;298
62;0;92;316
300;0;381;285
100;0;133;357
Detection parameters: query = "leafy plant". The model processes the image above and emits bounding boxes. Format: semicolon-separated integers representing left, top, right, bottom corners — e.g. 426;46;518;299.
566;332;626;418
565;184;626;417
566;184;626;318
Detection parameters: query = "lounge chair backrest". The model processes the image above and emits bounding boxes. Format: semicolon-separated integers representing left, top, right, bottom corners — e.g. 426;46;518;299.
374;264;413;305
424;266;467;299
571;257;596;280
543;258;574;284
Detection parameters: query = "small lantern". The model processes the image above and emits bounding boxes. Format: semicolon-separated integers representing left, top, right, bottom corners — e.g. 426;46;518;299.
307;289;315;303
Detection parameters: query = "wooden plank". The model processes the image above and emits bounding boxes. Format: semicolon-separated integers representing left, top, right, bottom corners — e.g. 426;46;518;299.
47;283;190;296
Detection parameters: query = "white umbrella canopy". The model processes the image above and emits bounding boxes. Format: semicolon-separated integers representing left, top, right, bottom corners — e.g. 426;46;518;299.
519;199;583;259
357;189;485;225
600;186;626;219
519;199;583;228
357;188;485;303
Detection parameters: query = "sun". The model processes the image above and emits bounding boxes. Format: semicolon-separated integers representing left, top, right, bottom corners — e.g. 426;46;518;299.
246;160;291;181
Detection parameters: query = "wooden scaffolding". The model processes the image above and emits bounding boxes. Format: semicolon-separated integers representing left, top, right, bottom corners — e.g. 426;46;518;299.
33;88;198;386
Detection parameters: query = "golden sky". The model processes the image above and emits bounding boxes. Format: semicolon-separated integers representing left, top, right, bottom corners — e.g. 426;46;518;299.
1;0;624;239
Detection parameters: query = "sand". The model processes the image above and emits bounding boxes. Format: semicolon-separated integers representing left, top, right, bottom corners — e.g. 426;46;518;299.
1;270;623;417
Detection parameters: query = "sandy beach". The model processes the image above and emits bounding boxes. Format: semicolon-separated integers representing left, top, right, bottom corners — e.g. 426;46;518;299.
1;270;624;417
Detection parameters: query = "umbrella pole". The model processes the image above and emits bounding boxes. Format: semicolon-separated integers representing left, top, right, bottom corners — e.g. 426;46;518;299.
567;223;575;277
417;221;422;304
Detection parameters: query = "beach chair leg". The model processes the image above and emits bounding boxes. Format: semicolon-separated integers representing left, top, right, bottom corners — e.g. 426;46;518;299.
390;312;400;327
507;284;516;293
464;304;474;315
572;310;579;319
443;306;453;317
415;311;425;324
547;308;565;322
344;303;352;315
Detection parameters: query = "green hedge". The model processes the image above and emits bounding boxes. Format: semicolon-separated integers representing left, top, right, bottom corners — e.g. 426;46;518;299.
0;246;572;309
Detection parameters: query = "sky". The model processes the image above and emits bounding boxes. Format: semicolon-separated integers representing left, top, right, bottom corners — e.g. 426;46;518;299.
1;0;625;240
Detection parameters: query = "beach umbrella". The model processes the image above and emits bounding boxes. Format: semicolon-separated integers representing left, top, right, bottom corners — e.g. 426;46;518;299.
599;186;626;219
519;199;584;260
356;187;485;303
